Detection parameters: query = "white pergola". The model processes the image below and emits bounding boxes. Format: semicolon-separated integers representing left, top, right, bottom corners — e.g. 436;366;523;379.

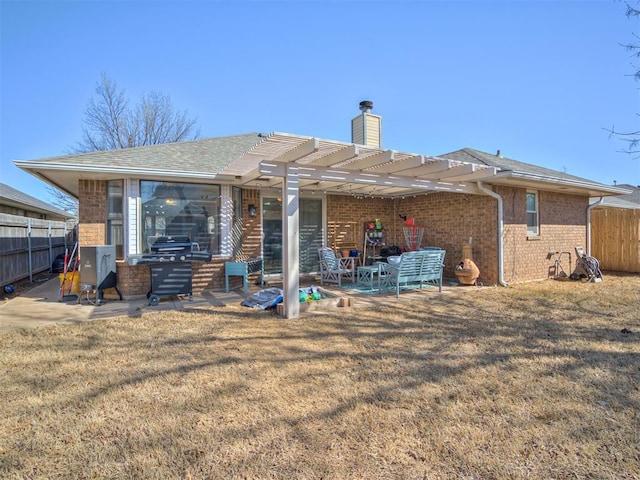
226;133;499;318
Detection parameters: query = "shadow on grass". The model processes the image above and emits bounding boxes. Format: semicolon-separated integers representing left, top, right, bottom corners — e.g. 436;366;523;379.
2;273;639;478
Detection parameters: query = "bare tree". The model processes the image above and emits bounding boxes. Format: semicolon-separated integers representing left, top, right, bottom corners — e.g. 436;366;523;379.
46;186;78;217
75;73;200;152
608;1;640;157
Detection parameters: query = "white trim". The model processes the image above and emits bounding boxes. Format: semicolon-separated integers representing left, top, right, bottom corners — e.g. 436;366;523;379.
126;179;140;255
526;190;539;236
220;185;233;257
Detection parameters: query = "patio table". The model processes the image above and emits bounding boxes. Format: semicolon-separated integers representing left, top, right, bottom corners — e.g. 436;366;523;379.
357;263;387;292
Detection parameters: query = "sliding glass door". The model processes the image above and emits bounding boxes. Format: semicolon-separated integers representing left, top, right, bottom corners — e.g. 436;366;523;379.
262;197;323;276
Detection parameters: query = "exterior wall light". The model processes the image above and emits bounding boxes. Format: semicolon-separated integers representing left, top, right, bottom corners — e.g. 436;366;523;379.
248;204;257;217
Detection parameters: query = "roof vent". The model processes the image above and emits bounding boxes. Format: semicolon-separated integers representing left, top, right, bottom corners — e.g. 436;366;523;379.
359;100;374;113
496;149;503;158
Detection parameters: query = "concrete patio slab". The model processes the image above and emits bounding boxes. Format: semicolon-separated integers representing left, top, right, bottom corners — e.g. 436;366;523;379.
0;277;248;332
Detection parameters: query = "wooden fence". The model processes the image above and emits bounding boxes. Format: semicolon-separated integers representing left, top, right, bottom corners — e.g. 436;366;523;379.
0;213;76;286
591;208;640;273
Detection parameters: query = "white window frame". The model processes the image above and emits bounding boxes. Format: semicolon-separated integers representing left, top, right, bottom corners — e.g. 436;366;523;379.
526;190;539;236
126;179;231;257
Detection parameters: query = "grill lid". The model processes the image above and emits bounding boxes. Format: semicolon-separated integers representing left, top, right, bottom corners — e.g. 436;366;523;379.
150;235;192;253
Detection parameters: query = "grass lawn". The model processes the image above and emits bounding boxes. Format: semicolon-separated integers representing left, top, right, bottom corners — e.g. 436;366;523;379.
1;273;639;479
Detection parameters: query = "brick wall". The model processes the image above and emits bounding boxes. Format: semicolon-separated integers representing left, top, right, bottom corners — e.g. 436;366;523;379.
114;260;234;299
113;262;150;298
326;195;397;251
78;180;106;246
326;193;499;284
499;186;587;282
238;189;262;259
77;181;589;296
393;192;499;284
327;188;588;285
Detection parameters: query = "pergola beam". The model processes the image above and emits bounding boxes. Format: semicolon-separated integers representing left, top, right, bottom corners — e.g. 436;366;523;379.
310;144;359;168
259;161;481;195
385;158;453;177
274;137;319;163
367;154;428;174
345;150;395;171
434;163;476;179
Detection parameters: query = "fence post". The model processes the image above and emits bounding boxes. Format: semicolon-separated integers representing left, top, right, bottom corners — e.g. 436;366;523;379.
27;218;33;283
48;221;53;273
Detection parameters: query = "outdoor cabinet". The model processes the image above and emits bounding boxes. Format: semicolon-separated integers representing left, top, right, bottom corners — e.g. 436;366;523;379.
79;245;120;303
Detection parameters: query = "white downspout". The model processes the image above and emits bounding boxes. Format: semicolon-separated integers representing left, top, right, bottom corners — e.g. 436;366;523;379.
586;197;603;256
477;182;508;287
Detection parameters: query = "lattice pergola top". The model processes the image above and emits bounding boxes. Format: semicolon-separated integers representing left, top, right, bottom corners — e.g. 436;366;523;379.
227;132;498;197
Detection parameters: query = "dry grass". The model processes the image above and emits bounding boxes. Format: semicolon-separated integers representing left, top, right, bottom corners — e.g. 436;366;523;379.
1;273;639;479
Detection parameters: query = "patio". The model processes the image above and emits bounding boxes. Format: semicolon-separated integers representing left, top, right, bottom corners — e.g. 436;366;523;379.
0;271;465;332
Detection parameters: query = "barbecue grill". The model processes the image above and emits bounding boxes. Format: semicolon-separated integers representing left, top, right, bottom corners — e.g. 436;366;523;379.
134;236;212;306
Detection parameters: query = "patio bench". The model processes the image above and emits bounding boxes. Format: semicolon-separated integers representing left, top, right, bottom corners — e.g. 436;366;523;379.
383;248;446;297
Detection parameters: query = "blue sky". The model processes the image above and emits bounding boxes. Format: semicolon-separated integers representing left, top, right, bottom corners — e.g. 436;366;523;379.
1;0;639;204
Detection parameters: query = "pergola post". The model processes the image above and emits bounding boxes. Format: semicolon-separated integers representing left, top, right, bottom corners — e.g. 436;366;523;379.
282;164;300;319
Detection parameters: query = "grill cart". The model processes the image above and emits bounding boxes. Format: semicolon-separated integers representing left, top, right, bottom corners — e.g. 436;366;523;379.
134;236;211;306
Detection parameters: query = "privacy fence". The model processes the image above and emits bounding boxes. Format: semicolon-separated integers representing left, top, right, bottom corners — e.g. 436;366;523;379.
0;213;76;287
591;207;640;273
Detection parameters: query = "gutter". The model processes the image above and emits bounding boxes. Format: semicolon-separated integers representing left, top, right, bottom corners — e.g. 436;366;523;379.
13;160;237;181
489;171;632;196
586;197;603;255
477;182;508;287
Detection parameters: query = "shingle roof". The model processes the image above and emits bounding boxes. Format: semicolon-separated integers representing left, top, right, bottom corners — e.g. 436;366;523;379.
595;184;640;209
440;147;610;186
0;182;71;218
614;184;640;204
28;133;262;174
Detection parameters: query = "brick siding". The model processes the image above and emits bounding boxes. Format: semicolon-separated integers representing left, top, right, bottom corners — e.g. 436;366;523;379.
327;188;588;286
77;181;589;295
78;180;106;246
499;186;587;282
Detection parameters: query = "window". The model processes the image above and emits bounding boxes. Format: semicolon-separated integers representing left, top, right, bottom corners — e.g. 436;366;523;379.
526;191;539;236
140;181;221;254
107;180;124;259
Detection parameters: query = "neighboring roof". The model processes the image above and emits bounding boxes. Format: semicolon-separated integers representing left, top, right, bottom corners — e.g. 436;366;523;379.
14;133;629;199
0;182;71;219
441;148;630;198
591;184;640;209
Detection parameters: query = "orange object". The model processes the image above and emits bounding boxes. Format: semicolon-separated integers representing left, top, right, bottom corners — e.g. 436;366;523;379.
59;273;80;294
455;258;480;285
